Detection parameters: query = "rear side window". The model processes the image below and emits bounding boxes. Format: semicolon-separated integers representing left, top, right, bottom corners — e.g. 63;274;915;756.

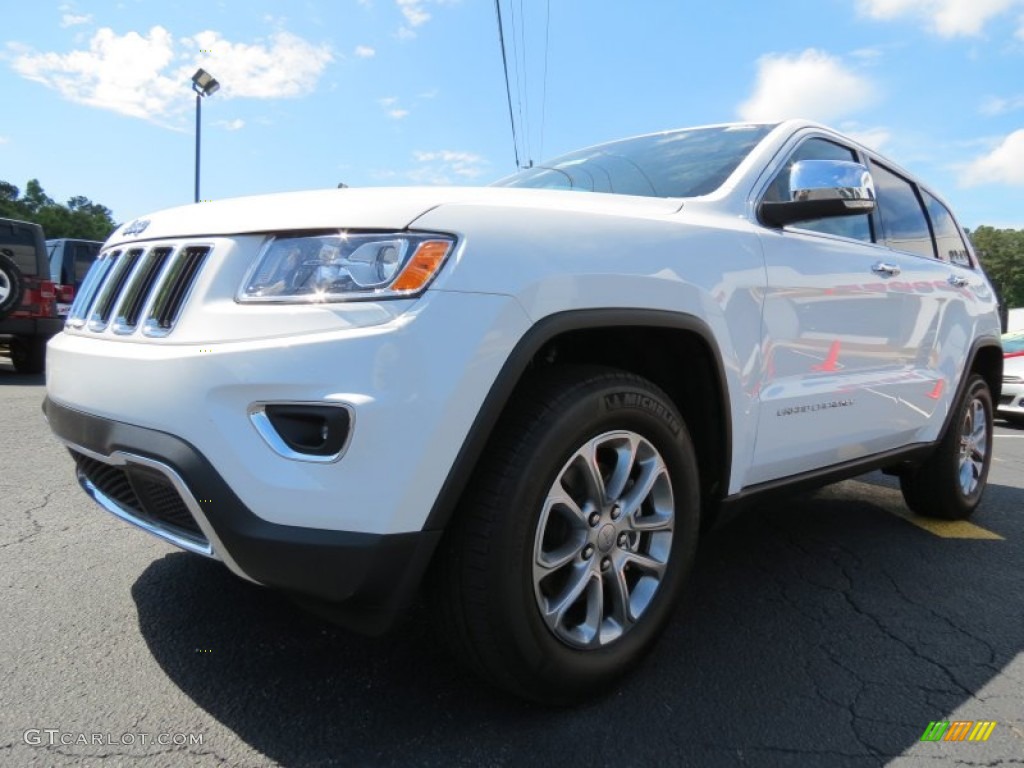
73;244;99;284
763;137;873;242
49;242;66;282
870;163;935;259
0;221;44;274
922;191;972;268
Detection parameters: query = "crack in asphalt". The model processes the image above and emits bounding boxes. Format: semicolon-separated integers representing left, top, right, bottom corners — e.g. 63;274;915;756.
0;489;57;550
40;746;238;765
741;508;1022;760
781;518;976;697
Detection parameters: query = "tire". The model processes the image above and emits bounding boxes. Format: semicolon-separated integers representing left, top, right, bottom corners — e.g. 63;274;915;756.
10;336;47;374
900;374;993;520
0;250;25;321
429;366;700;704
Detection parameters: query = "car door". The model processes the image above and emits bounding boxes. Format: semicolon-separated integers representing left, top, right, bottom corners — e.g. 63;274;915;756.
882;181;987;441
748;136;950;485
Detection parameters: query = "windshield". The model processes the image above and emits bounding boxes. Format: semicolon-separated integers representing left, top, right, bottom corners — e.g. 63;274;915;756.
493;124;775;199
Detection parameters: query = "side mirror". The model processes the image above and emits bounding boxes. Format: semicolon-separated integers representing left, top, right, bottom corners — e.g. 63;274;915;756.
760;159;876;228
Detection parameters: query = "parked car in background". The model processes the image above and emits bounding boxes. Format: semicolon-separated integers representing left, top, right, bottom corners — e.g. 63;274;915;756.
1008;307;1024;333
47;238;102;288
999;331;1024;425
0;217;73;373
46;238;102;316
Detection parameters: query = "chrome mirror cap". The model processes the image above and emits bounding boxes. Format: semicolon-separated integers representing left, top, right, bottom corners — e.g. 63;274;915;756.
789;159;876;204
760;159;877;228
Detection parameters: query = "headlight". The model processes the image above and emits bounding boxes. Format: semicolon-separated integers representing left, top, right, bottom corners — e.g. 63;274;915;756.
238;232;454;303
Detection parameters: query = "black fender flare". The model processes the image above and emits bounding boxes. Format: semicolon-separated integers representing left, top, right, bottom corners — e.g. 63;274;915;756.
421;308;733;531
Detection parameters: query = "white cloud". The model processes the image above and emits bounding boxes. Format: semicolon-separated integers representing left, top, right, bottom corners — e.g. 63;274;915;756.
12;27;180;120
961;130;1024;186
378;97;408;118
397;0;431;27
215;118;245;131
354;45;376;58
409;150;487;184
10;27;333;124
60;13;92;28
843;125;892;151
0;136;8;144
183;30;333;99
980;94;1024;115
738;49;875;123
394;0;458;38
858;0;1024;37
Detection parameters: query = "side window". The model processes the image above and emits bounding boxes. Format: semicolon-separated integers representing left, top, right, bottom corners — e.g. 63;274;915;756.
870;163;936;259
922;191;972;268
73;244;98;285
49;242;64;282
763;137;872;242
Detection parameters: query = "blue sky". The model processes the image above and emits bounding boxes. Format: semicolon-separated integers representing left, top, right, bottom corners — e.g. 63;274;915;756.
2;0;1023;230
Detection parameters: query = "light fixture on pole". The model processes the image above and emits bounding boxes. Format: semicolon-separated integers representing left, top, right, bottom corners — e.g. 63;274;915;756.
191;68;220;203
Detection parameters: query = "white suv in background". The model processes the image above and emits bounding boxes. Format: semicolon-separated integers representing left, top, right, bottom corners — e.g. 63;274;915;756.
45;120;1003;703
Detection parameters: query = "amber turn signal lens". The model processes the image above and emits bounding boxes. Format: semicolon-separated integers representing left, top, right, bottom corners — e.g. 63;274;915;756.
392;239;452;292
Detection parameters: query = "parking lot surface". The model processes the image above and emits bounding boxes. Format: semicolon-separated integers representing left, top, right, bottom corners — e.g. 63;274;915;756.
2;357;1022;767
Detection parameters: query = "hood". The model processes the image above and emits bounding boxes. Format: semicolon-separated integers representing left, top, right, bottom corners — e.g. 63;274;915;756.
106;186;684;246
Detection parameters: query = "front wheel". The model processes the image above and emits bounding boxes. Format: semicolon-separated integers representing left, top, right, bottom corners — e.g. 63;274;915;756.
900;374;993;520
430;367;700;703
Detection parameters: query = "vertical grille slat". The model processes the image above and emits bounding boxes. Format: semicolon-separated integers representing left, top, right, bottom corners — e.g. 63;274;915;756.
145;246;210;335
67;250;119;328
114;247;172;332
87;249;142;330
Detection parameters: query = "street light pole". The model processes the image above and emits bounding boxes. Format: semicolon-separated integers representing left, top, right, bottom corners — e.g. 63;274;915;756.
194;90;202;203
191;69;220;204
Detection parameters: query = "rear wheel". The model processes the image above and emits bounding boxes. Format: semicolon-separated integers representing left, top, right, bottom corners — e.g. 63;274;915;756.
0;251;25;320
900;374;993;520
430;366;700;703
10;336;47;374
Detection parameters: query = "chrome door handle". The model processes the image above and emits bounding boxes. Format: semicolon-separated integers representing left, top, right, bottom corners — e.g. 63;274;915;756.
871;262;901;276
948;274;969;288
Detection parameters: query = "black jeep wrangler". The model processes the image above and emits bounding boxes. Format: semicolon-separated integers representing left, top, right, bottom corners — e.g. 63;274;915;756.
0;217;76;374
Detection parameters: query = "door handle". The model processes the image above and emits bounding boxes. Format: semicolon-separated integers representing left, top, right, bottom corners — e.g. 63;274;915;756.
948;274;969;288
871;262;901;276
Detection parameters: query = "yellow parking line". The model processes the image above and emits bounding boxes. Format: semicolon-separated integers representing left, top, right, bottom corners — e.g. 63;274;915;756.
886;506;1004;540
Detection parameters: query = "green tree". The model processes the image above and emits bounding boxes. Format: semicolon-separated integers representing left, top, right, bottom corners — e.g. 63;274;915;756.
0;178;117;241
969;227;1024;309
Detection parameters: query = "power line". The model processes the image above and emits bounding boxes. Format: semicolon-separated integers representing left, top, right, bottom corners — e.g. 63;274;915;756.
494;0;521;169
508;0;527;166
539;0;550;161
516;0;531;166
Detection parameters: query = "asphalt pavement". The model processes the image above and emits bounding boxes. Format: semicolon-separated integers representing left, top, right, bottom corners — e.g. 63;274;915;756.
2;356;1022;767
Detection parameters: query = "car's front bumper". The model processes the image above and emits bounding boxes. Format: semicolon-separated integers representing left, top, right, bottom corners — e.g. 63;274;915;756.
44;398;441;633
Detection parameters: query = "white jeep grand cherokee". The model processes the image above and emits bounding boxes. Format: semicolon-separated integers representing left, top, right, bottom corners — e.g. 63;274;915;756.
45;120;1003;703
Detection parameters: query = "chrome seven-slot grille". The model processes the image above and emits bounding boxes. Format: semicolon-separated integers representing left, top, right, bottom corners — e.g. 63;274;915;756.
67;243;210;336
